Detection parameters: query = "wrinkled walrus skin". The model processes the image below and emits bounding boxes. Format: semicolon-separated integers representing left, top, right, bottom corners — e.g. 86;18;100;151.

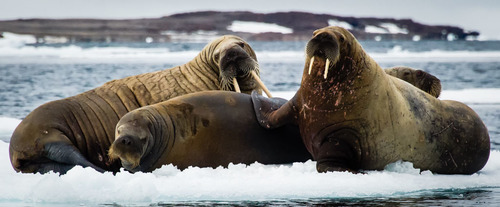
252;26;490;174
9;35;265;174
108;91;312;173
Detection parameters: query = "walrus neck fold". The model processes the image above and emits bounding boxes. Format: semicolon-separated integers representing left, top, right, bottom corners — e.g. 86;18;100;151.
138;106;175;172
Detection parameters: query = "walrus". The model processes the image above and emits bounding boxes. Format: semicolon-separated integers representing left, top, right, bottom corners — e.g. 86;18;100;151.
252;26;490;174
9;35;272;174
108;91;312;172
385;66;441;98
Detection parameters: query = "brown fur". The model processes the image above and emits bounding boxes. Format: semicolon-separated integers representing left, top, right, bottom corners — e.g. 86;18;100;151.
9;35;262;174
108;91;312;172
385;66;441;98
253;26;489;174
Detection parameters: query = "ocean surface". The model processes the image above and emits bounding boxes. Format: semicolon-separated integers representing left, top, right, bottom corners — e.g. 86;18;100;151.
0;33;499;206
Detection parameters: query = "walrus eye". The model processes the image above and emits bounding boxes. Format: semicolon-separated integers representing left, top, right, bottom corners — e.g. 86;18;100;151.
237;42;245;48
339;35;345;43
416;70;424;77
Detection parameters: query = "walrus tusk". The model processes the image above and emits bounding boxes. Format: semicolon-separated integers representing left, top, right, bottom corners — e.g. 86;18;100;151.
308;56;315;75
251;71;272;98
324;58;330;79
232;77;241;93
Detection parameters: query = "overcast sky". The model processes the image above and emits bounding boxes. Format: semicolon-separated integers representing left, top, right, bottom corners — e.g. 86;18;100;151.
1;0;500;39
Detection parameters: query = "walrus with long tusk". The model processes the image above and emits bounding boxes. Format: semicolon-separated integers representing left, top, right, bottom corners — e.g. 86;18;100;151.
252;26;490;174
108;91;311;173
9;35;271;174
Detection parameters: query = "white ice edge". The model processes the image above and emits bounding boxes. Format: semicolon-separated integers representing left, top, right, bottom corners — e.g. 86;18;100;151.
0;88;499;204
0;140;499;204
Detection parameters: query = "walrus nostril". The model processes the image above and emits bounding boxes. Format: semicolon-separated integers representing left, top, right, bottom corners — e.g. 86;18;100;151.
120;137;132;146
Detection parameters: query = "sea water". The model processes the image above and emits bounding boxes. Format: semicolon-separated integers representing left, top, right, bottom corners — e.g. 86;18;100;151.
0;33;499;206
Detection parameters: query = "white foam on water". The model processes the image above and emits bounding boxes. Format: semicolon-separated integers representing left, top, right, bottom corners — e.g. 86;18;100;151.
2;33;500;62
371;46;500;62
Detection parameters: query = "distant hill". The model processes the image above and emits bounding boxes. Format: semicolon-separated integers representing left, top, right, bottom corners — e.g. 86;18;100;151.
0;11;479;43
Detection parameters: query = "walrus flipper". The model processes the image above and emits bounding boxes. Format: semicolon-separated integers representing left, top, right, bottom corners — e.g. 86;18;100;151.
44;142;106;174
251;90;297;129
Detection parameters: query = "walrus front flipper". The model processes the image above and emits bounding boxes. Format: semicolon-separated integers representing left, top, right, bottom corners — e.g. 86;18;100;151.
251;90;297;129
44;142;106;174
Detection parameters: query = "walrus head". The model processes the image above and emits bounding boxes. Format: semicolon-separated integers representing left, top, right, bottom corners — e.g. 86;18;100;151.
210;35;272;97
385;66;442;98
108;110;154;172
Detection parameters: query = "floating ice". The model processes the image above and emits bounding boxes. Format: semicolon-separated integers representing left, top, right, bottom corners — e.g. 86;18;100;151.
227;21;293;34
0;32;36;48
0;140;499;205
0;117;21;142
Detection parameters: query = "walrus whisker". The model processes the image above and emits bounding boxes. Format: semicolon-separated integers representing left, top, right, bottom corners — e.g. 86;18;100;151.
107;147;119;161
324;58;330;79
309;56;315;75
232;77;241;93
251;71;272;98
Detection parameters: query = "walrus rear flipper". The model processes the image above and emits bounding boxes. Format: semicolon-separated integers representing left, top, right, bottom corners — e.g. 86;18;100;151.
44;142;106;174
36;162;75;174
251;90;297;129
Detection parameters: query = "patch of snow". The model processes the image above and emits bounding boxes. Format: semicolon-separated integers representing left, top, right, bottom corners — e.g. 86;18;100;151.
447;33;458;41
412;35;421;41
227;21;293;34
380;23;409;34
327;19;353;30
161;30;219;43
365;23;408;34
365;25;388;34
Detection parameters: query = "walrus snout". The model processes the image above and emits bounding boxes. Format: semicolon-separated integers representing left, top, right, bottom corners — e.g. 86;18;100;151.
108;135;145;170
218;45;272;97
305;29;343;79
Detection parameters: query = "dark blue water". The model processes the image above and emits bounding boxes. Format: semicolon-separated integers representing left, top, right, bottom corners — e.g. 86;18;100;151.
1;40;499;206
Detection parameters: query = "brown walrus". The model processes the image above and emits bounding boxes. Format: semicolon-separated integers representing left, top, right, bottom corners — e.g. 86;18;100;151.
385;66;441;98
108;91;312;172
9;35;271;174
252;26;490;174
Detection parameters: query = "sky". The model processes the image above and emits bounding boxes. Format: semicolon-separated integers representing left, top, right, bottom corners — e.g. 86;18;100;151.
1;0;500;40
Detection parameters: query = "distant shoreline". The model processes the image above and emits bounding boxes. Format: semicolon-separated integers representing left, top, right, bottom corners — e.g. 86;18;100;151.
0;11;479;43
